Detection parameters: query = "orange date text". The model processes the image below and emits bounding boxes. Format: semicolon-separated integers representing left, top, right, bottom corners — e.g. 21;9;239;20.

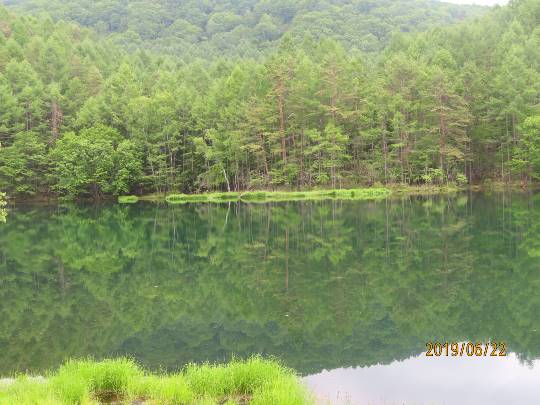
425;342;507;357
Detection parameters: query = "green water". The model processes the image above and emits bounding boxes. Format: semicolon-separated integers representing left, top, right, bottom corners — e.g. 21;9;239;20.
1;192;540;378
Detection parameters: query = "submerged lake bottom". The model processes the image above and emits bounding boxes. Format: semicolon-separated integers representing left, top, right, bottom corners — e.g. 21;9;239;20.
1;192;540;404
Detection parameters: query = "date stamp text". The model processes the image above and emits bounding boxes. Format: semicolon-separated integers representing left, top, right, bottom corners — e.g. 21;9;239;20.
425;342;507;357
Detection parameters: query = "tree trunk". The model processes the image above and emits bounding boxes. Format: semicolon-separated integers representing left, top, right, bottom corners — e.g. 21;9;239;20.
438;103;447;182
50;100;63;144
300;129;305;188
222;166;231;192
259;132;270;178
381;118;388;184
278;80;287;163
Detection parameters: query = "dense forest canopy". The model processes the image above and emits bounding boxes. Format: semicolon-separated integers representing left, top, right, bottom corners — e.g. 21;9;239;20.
0;0;486;57
0;0;538;200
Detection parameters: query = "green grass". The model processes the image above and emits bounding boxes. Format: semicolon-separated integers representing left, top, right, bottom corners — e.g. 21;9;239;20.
165;192;241;204
120;185;485;206
388;184;462;195
118;195;139;204
138;193;168;202
164;188;391;204
0;358;312;405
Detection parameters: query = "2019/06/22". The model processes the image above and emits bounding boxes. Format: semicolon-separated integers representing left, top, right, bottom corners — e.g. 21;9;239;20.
426;342;507;357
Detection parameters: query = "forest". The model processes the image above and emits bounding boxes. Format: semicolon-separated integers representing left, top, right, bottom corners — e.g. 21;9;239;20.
0;0;538;200
2;0;485;57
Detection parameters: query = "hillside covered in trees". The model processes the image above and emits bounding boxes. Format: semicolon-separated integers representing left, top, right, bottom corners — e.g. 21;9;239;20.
1;0;486;58
0;0;538;199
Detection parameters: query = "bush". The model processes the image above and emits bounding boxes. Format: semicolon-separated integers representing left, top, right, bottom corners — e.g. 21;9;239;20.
455;173;468;186
118;196;139;204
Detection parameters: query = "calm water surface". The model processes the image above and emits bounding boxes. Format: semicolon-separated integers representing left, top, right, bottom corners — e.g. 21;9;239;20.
1;192;540;404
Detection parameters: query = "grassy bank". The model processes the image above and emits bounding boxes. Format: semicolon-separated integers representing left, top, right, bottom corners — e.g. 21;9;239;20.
120;185;471;205
0;358;312;405
153;187;391;204
118;195;140;204
388;184;464;195
10;183;535;206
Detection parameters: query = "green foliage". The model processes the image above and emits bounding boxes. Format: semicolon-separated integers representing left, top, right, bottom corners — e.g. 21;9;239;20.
51;359;142;402
510;115;540;182
0;192;5;222
118;195;139;204
0;358;310;405
0;132;47;195
163;188;390;204
0;143;7;222
455;173;468;186
128;375;193;404
421;168;445;185
0;1;538;199
49;126;142;199
195;129;243;191
3;0;485;58
0;376;62;405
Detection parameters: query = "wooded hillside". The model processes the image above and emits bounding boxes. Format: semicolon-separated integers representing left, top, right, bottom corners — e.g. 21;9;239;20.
0;1;538;199
1;0;485;57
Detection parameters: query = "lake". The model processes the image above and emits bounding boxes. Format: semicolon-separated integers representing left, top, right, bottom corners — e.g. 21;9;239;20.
1;192;540;404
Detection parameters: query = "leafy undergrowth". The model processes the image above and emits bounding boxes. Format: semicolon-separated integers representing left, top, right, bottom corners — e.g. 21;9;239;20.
0;358;312;405
165;188;390;204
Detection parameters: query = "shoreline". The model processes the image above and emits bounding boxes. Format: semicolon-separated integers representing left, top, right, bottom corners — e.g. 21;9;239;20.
123;186;462;204
120;183;539;204
5;182;537;206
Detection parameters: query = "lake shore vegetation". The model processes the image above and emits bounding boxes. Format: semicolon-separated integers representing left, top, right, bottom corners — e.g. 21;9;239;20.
163;188;392;204
0;1;537;202
0;358;312;405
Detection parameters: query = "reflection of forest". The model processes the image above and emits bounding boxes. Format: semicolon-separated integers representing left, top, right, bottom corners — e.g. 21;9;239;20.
1;193;540;376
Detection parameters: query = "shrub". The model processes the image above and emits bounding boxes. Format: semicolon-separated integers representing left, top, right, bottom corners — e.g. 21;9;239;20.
118;196;139;204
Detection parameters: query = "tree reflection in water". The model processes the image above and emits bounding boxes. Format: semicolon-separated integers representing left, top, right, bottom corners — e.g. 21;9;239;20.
1;192;539;377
